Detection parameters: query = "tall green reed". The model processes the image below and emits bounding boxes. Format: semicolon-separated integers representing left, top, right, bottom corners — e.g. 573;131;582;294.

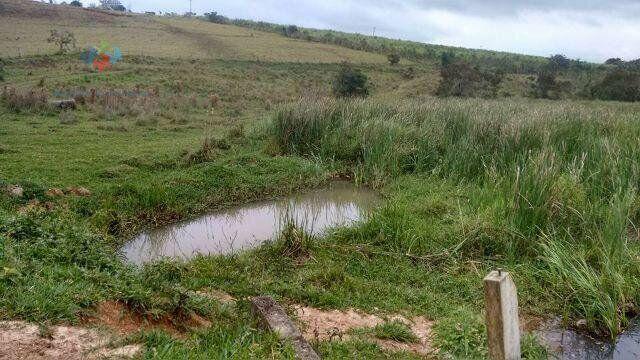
269;97;640;336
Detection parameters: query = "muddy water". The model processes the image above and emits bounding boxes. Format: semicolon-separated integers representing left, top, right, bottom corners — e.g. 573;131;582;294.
538;318;640;359
123;182;379;265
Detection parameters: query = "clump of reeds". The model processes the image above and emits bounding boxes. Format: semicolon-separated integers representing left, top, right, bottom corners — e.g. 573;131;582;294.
181;137;231;165
269;97;640;337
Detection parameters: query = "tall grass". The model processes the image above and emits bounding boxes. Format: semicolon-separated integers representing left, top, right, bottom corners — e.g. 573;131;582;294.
269;97;640;337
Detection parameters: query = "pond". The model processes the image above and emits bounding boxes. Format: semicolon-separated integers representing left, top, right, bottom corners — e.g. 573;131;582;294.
538;318;640;359
122;182;379;265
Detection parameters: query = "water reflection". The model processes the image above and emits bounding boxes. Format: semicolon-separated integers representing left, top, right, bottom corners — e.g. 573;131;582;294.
123;182;379;265
538;318;640;359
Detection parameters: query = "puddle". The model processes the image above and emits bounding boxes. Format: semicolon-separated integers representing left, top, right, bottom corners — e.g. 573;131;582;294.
538;318;640;359
123;182;379;265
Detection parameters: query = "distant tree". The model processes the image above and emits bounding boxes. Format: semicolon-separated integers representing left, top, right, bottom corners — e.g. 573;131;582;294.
440;51;456;67
436;59;503;98
69;0;82;6
548;54;571;72
282;25;299;37
604;58;623;66
204;11;228;24
47;29;76;54
591;68;640;102
333;62;369;98
387;52;400;66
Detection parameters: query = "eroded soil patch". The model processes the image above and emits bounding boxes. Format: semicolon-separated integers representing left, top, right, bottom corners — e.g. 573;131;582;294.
293;305;435;356
84;301;211;336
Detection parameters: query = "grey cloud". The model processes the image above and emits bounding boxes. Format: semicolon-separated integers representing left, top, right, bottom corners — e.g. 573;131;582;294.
381;0;640;17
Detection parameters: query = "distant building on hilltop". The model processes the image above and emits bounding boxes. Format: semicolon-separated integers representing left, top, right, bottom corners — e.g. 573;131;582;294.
99;0;126;11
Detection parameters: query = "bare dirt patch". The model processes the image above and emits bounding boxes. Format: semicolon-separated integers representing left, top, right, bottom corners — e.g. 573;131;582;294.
293;305;436;357
0;320;141;360
84;301;211;336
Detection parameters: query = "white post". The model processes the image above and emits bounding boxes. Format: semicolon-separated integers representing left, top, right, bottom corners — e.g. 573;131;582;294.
484;269;521;360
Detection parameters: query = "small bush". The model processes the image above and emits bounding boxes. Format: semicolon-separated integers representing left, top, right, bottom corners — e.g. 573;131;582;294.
440;51;456;67
436;60;503;98
1;87;48;113
0;58;5;82
533;70;558;99
387;52;400;66
228;124;245;139
590;68;640;102
46;30;76;54
548;54;571;72
333;63;369;98
401;66;415;80
182;137;230;165
204;11;229;24
605;58;623;66
282;25;299;37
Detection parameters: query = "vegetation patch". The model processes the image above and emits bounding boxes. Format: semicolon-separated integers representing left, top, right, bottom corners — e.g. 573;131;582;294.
373;320;419;343
269;98;640;337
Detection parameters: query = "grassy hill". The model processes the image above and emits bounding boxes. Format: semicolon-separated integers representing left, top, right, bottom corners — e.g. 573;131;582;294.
1;1;639;359
0;0;385;63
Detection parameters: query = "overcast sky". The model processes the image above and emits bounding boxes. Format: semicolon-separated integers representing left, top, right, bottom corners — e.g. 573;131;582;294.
117;0;639;62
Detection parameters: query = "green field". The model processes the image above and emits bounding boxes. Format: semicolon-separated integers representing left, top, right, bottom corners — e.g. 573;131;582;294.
1;0;639;359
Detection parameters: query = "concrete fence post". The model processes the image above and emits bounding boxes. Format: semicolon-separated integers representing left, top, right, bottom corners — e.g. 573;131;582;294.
484;269;521;360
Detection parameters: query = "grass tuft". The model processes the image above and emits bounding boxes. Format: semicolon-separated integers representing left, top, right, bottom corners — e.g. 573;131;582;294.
373;320;418;343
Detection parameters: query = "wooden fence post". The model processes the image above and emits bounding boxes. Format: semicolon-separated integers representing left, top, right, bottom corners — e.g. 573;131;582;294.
484;269;521;360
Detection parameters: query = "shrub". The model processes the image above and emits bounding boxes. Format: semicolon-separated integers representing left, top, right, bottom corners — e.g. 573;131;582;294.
182;137;230;165
401;66;415;80
0;58;5;82
590;68;640;102
548;54;571;72
69;0;82;7
1;87;48;113
204;11;228;24
47;30;76;54
332;63;369;98
387;52;400;66
440;51;456;67
282;25;299;37
436;60;503;98
533;70;558;99
605;58;623;66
